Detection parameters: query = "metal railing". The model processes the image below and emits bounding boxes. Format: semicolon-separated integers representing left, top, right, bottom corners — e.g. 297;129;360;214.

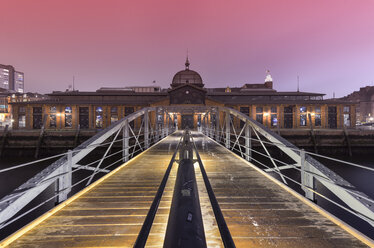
0;107;175;230
1;105;374;240
200;106;374;229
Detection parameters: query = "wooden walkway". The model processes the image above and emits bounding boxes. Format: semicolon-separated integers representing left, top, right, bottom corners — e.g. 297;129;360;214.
1;132;370;247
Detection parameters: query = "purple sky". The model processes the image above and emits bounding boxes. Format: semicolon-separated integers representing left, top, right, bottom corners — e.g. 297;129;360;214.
1;0;374;98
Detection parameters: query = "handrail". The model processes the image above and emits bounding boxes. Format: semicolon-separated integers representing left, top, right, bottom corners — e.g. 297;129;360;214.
206;127;374;172
0;107;175;229
201;106;374;228
191;135;236;248
134;135;182;248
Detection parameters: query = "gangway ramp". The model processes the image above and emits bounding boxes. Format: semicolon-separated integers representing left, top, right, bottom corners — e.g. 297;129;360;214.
1;131;371;247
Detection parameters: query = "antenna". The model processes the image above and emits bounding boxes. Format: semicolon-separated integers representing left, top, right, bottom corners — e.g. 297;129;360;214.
297;75;300;92
333;92;335;98
73;76;75;91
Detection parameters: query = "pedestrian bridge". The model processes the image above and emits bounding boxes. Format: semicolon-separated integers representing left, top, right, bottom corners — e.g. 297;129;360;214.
0;106;374;247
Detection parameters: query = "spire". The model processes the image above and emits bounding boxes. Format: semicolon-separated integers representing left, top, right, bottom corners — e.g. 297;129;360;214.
265;70;273;82
185;50;190;70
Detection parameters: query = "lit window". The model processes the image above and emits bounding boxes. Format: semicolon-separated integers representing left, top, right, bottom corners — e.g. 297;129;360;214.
315;114;321;126
271;114;277;126
300;106;307;126
96;106;103;128
19;115;26;128
65;106;72;113
344;114;350;127
65;106;72;127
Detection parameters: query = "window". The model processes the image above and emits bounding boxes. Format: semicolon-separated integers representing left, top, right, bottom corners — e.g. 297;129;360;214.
270;106;277;127
255;106;263;124
284;106;293;128
18;115;26;128
79;107;89;129
271;114;278;127
65;106;72;127
33;107;43;129
49;114;56;128
49;106;57;128
110;106;118;124
343;105;351;127
300;106;307;126
314;106;322;127
328;106;337;129
19;106;25;113
256;114;263;124
95;107;103;128
300;114;307;126
344;114;350;127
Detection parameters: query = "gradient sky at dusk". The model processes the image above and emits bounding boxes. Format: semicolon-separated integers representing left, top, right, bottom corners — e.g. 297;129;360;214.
1;0;374;97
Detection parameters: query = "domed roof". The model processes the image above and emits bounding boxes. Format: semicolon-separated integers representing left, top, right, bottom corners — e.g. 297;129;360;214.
171;58;204;88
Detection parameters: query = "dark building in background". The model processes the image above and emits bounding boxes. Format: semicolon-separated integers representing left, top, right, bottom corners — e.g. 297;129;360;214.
10;59;355;131
341;86;374;124
0;64;24;93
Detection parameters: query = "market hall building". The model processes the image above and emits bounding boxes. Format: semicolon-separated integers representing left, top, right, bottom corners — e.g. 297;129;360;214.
10;59;355;131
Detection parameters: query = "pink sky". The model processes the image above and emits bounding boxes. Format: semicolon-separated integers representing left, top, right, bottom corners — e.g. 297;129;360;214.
1;0;374;97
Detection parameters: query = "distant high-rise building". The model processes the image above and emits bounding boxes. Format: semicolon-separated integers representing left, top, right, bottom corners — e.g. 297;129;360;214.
0;64;24;93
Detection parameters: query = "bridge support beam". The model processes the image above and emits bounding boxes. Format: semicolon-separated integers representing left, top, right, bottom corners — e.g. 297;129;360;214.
56;150;72;203
161;109;165;138
123;120;129;162
144;108;149;149
300;149;315;201
166;114;169;137
155;107;159;142
215;108;220;142
225;110;230;148
245;121;252;161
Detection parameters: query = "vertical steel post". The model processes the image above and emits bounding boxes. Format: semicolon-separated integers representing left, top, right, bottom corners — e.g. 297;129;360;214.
57;150;72;203
162;109;166;138
225;110;230;148
215;109;220;142
155;107;159;142
210;113;214;138
245;121;252;161
144;108;149;149
123;119;129;162
166;114;169;137
300;149;314;201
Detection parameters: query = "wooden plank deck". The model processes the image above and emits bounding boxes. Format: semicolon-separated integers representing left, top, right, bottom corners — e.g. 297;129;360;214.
1;131;370;247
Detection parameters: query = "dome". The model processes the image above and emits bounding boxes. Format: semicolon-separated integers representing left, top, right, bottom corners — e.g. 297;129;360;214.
172;69;203;85
171;58;204;88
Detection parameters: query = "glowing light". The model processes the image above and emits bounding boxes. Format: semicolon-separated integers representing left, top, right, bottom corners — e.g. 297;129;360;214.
264;112;269;117
265;70;273;82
